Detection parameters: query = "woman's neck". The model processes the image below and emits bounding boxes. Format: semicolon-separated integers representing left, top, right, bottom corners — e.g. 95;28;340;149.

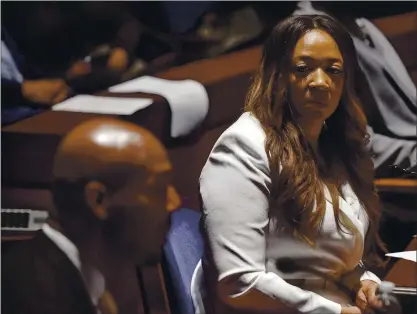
297;119;323;155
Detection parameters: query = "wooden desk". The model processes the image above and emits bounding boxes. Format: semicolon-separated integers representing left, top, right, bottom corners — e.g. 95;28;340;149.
376;179;417;221
384;238;417;314
385;238;417;287
375;179;417;194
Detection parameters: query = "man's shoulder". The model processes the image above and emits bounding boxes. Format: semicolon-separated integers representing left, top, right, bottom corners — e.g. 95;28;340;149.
2;232;94;314
2;231;64;279
2;233;53;302
3;233;41;260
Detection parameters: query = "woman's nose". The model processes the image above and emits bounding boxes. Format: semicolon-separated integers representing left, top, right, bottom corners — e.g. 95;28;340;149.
309;68;330;90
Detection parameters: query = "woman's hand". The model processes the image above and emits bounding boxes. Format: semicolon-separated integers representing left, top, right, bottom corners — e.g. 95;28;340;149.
355;280;383;313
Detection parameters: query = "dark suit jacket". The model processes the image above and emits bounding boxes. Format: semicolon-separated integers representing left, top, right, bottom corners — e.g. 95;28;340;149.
1;231;97;314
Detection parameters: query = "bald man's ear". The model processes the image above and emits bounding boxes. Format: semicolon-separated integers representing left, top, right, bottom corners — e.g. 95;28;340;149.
167;185;181;212
85;181;110;220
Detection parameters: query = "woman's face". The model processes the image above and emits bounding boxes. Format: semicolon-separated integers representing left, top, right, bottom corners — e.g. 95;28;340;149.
288;29;345;122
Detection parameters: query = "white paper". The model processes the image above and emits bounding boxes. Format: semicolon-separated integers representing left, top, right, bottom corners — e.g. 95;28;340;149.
386;251;417;263
53;95;153;115
109;76;209;137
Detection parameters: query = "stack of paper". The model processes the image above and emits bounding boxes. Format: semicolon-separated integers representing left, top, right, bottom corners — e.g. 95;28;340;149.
386;251;417;262
53;95;153;115
109;76;209;137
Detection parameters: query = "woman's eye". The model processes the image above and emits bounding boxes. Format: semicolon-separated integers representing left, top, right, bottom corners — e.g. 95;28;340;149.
295;65;309;73
328;67;343;74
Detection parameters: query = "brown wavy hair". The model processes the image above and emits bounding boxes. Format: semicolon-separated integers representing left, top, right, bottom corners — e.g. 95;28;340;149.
245;15;385;263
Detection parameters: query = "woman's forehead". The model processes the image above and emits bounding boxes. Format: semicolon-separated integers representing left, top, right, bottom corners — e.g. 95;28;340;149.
292;29;343;62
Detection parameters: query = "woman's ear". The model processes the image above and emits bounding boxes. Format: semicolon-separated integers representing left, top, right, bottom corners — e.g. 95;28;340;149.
84;181;110;220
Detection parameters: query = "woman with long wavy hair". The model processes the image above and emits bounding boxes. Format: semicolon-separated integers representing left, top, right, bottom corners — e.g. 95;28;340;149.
191;15;387;314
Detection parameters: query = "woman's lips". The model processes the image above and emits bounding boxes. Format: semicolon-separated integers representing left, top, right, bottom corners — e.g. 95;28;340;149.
308;99;327;106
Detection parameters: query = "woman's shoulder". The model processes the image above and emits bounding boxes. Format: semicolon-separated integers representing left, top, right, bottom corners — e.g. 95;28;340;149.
201;112;270;185
208;112;268;165
218;112;266;146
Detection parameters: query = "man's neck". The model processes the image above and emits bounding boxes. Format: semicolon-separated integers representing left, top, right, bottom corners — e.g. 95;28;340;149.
50;220;134;279
47;220;103;270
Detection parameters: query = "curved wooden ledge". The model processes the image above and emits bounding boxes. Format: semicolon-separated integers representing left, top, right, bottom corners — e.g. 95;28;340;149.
375;178;417;194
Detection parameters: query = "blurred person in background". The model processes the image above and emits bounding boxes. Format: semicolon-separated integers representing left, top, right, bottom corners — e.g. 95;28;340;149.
2;2;145;94
1;26;71;125
2;118;181;314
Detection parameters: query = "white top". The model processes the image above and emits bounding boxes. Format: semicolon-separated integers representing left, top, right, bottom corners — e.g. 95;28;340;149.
191;112;381;314
42;223;105;311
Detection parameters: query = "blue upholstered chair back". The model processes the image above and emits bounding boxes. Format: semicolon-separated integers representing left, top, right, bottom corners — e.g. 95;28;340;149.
163;208;203;314
2;106;44;126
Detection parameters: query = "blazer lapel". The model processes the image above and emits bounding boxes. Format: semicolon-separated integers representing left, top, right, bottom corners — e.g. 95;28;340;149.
323;185;365;244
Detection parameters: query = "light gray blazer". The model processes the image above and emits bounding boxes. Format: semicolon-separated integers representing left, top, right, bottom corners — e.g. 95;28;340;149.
192;113;381;314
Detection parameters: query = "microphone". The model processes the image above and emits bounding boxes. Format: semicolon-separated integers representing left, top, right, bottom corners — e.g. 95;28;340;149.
376;282;402;314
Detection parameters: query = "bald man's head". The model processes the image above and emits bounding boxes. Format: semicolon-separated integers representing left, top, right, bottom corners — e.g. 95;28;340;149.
51;118;180;265
53;118;170;183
